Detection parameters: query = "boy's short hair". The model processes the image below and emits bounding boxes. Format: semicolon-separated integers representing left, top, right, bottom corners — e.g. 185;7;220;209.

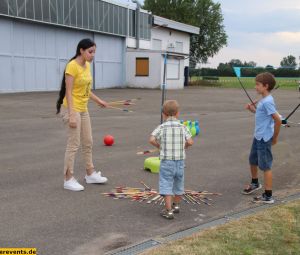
163;100;179;116
255;72;276;91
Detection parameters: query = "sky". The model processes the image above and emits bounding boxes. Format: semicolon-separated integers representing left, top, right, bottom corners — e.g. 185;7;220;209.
118;0;300;68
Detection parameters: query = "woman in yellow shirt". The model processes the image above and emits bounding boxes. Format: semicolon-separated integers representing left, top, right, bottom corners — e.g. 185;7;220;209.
56;38;108;191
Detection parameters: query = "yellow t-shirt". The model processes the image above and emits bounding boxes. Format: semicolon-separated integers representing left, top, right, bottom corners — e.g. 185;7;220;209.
63;59;92;112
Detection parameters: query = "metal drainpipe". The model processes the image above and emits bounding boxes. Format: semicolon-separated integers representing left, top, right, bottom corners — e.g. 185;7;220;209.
92;32;96;90
136;7;140;49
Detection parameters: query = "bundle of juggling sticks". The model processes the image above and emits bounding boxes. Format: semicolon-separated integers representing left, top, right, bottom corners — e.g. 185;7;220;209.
102;181;222;206
104;97;141;113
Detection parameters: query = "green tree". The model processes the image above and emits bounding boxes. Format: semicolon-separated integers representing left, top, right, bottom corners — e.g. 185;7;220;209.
229;59;243;67
143;0;194;24
280;55;297;69
265;65;274;69
244;61;256;67
143;0;227;66
217;62;233;76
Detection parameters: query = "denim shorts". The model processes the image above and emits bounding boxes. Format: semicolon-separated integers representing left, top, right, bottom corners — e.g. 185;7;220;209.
249;138;273;171
159;160;185;195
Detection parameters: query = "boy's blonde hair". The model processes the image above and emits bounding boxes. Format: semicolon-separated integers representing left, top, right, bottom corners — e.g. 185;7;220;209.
163;100;179;116
255;72;276;91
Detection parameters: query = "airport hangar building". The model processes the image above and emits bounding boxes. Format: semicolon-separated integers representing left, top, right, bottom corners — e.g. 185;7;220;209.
0;0;199;93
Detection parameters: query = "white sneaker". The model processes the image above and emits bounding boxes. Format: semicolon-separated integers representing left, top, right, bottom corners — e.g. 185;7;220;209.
85;171;108;184
64;177;84;191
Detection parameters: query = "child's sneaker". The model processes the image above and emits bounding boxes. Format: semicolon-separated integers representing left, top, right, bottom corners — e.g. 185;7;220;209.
85;171;108;184
160;209;174;219
172;203;180;213
253;193;274;204
64;177;84;191
242;183;262;195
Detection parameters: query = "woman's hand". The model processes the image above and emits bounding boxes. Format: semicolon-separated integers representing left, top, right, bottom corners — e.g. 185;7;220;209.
89;92;108;108
69;113;77;128
98;99;108;108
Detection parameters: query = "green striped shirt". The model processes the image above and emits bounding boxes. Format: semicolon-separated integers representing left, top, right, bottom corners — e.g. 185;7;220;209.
151;117;192;160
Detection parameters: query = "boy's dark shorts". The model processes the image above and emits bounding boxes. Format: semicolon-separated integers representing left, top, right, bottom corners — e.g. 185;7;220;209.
249;138;273;171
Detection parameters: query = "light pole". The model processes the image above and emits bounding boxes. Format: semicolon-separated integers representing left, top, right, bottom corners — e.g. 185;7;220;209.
161;53;167;124
299;56;300;92
150;21;169;123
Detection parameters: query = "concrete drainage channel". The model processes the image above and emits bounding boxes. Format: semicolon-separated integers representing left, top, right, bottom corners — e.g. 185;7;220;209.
106;193;300;255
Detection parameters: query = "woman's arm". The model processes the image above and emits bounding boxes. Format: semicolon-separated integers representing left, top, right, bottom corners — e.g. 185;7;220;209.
65;74;77;128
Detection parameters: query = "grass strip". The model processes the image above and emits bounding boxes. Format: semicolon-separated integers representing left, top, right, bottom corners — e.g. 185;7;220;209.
142;200;300;255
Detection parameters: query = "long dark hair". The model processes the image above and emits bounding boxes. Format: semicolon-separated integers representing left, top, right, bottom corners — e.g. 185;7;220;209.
56;38;96;114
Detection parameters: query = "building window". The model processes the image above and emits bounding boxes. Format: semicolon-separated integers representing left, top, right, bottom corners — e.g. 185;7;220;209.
139;12;151;40
136;58;149;76
167;59;180;80
0;0;128;36
176;42;183;53
152;39;162;50
129;9;136;37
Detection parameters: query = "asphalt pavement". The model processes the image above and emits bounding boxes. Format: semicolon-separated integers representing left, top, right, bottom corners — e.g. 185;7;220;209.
0;87;299;254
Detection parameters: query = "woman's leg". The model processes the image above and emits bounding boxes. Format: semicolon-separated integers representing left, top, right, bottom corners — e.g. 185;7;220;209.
63;110;81;180
80;112;94;175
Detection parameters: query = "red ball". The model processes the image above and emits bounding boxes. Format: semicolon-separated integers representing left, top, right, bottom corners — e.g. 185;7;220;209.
103;135;114;146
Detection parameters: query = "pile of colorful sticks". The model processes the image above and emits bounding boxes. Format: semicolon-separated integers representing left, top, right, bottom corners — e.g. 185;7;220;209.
102;181;222;206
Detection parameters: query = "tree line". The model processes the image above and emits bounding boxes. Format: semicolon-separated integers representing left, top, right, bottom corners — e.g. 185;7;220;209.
190;55;300;77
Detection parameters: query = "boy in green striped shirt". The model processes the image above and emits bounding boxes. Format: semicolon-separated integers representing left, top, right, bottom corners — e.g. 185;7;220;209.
150;100;193;219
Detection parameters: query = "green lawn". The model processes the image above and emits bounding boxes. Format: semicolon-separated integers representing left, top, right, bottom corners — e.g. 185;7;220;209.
142;200;300;255
190;76;299;90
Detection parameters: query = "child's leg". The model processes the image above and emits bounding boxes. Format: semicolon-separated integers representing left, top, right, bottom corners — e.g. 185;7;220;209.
253;139;274;203
159;160;175;212
243;138;262;194
161;195;174;219
242;165;261;194
172;195;181;213
264;169;272;197
164;195;172;211
173;195;181;204
253;169;274;203
172;160;184;213
250;165;258;179
259;139;273;197
249;138;259;182
264;170;272;190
